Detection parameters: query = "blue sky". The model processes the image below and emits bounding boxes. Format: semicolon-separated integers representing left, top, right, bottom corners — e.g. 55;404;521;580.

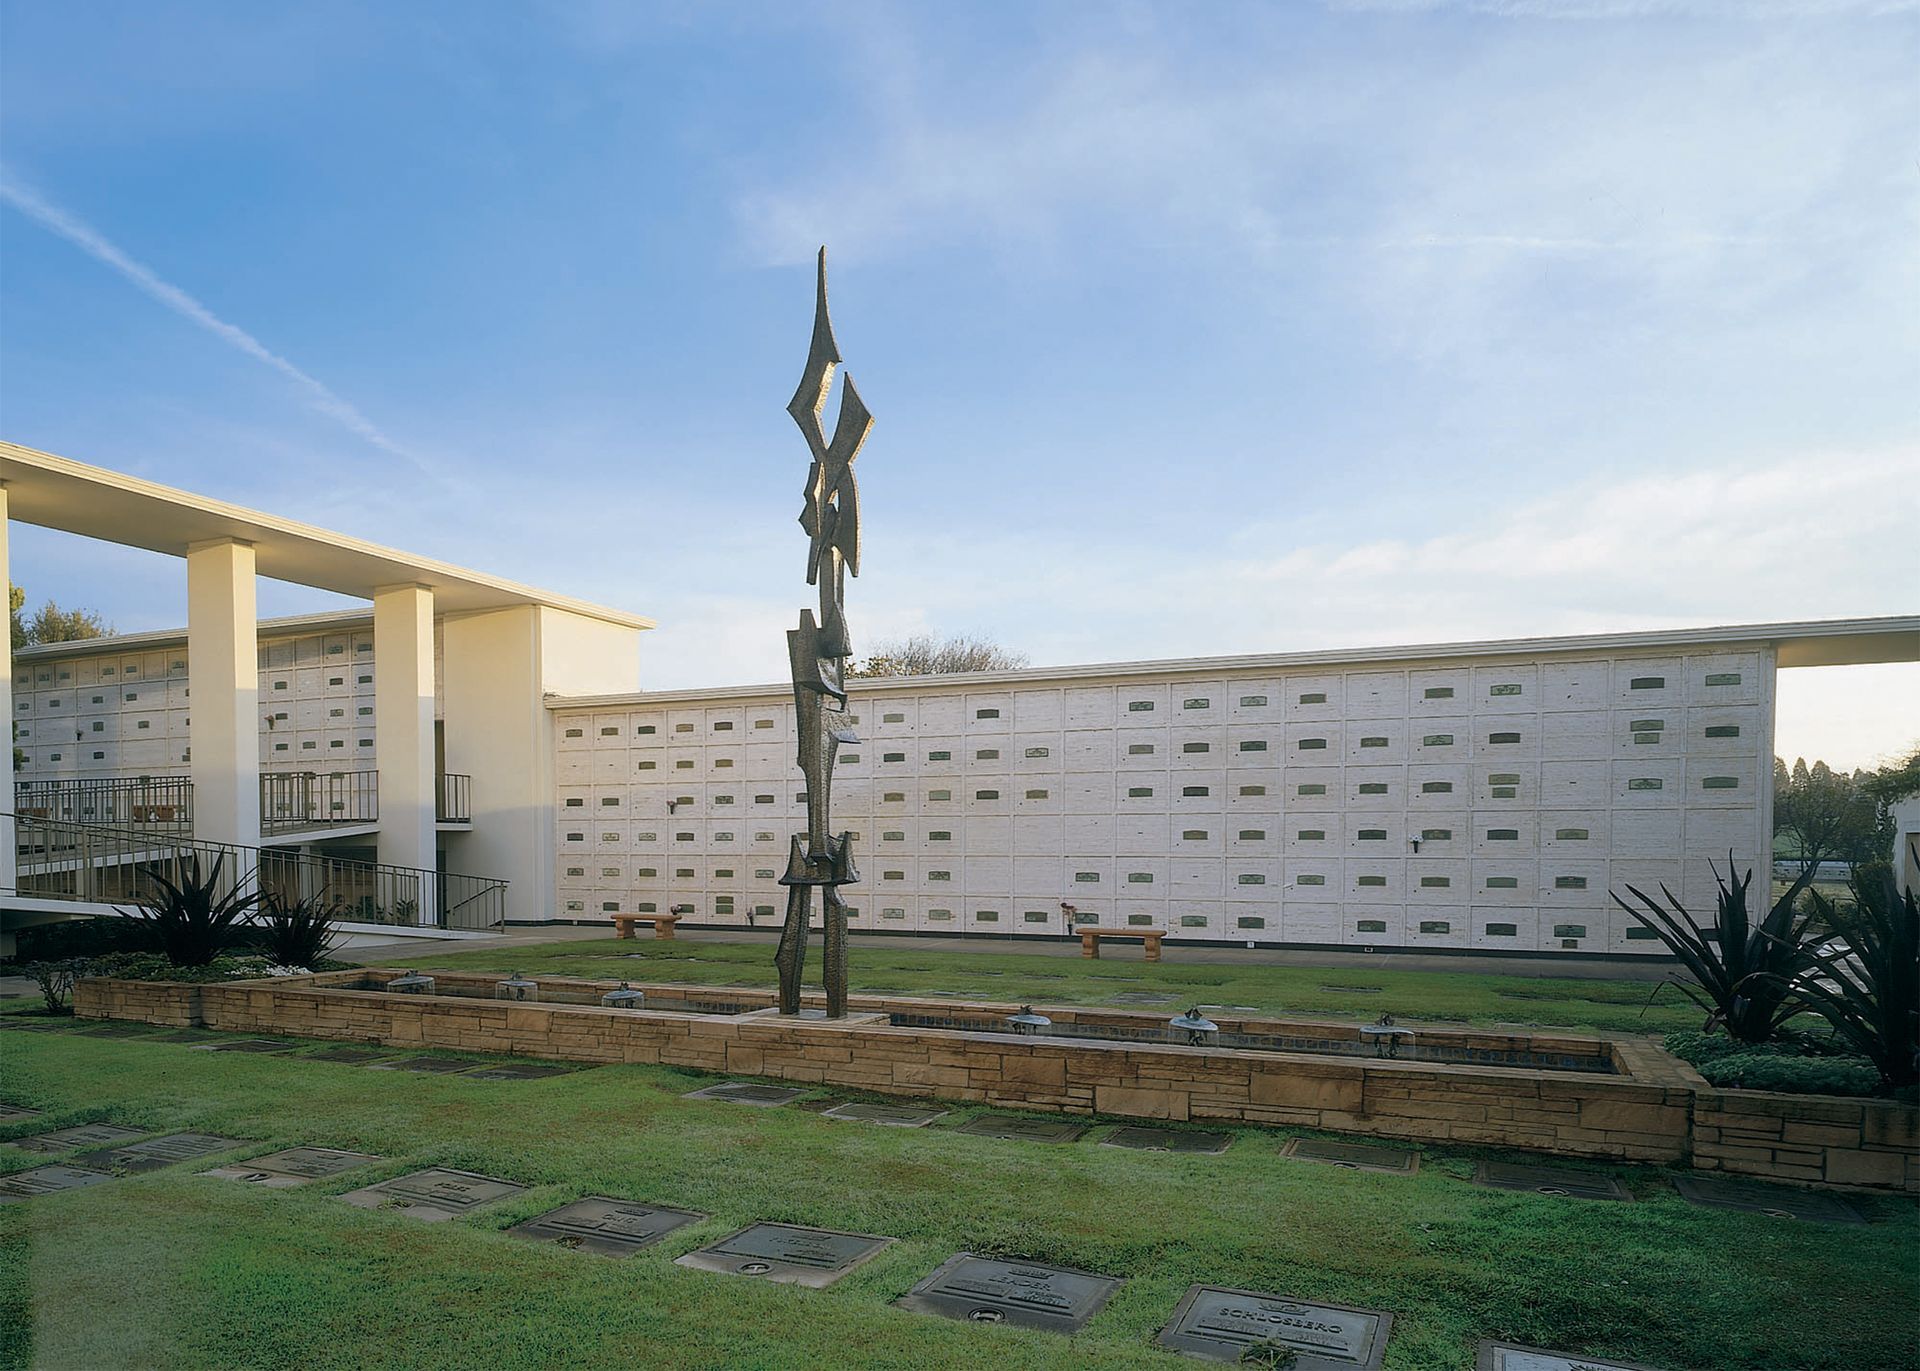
2;1;1915;767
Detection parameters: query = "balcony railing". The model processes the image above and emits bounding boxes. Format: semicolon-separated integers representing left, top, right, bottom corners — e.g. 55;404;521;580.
260;770;379;835
7;810;507;931
436;773;471;824
13;776;194;834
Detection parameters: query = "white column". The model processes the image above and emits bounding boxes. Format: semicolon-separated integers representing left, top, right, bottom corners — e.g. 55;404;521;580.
374;584;436;925
186;539;260;851
0;483;15;908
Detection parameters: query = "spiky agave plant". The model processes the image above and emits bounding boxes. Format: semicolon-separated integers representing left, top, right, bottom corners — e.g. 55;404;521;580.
127;853;263;967
252;887;342;970
1775;855;1918;1090
1611;854;1819;1044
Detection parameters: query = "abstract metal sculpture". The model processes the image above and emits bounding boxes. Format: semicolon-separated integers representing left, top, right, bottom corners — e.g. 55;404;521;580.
775;247;872;1018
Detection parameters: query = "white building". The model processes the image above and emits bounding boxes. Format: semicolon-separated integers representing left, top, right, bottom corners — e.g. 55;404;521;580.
547;619;1918;958
3;441;1915;959
0;442;648;952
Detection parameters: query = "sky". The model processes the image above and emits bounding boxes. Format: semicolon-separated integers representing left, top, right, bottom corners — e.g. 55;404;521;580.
1;0;1914;770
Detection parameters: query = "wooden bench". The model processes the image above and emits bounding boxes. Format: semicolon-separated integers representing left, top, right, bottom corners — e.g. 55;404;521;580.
611;913;681;941
1078;926;1166;962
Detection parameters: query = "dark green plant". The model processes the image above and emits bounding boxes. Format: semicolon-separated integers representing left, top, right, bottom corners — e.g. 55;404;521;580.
25;958;90;1014
252;889;342;970
1612;855;1818;1044
1774;855;1919;1091
126;854;263;967
1695;1052;1884;1098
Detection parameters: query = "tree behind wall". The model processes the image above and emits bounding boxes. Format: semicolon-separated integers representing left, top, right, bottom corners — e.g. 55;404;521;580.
10;584;111;649
847;633;1029;678
1773;756;1892;877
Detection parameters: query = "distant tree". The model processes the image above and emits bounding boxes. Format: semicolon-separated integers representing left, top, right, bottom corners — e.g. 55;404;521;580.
10;584;111;649
847;633;1029;678
1774;756;1883;875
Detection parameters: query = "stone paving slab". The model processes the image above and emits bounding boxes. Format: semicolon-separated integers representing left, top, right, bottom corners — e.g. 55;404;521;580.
1157;1284;1393;1368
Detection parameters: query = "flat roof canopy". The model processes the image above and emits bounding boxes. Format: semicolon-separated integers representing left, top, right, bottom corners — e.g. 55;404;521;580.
0;442;654;630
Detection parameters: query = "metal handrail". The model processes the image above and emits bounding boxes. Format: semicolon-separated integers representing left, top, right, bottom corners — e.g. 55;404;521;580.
436;773;472;824
260;770;379;834
4;811;505;930
13;776;194;833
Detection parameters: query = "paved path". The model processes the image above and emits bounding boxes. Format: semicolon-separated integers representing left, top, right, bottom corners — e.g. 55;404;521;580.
349;923;1675;982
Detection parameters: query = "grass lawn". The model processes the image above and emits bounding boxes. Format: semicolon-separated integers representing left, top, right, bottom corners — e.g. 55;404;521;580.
3;1018;1915;1370
382;934;1713;1037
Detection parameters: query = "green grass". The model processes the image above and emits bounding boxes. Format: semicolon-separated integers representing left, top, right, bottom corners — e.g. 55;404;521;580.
3;1022;1914;1370
387;934;1710;1036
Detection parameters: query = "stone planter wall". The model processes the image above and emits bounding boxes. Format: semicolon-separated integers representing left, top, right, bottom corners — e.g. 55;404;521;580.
70;971;1919;1193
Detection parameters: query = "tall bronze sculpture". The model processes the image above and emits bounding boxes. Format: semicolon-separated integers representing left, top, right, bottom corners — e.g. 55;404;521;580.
775;247;871;1018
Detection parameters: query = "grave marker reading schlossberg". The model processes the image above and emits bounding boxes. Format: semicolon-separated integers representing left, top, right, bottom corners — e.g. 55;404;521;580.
1157;1285;1393;1368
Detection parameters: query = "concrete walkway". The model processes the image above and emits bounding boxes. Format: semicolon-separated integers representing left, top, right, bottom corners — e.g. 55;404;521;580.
348;922;1675;982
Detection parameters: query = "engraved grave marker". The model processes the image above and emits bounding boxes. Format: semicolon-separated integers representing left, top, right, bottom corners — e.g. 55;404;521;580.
460;1063;575;1081
365;1056;481;1074
821;1101;949;1127
304;1047;393;1065
9;1123;146;1154
338;1167;526;1221
953;1114;1088;1144
1670;1175;1864;1224
0;1164;115;1202
895;1253;1123;1333
1472;1161;1630;1202
189;1038;297;1054
83;1132;244;1174
508;1197;705;1256
1280;1137;1419;1175
1476;1340;1673;1370
1157;1285;1393;1368
203;1146;382;1188
681;1081;810;1107
0;1104;43;1124
674;1222;892;1287
1101;1125;1232;1155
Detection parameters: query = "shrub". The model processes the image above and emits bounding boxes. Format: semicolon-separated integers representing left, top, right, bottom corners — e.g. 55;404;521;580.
1612;855;1818;1043
1696;1053;1884;1098
1777;856;1919;1091
125;854;263;967
251;890;341;970
25;959;90;1015
5;916;151;966
87;951;301;983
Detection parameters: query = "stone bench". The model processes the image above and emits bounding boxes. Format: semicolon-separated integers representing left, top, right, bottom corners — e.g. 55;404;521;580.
611;913;680;941
1078;926;1165;962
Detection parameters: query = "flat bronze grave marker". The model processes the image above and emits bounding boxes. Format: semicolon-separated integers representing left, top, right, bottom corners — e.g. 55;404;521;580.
821;1101;949;1128
78;1021;158;1038
0;1018;65;1032
675;1221;893;1287
1473;1161;1631;1202
0;1105;43;1124
0;1164;115;1203
953;1114;1088;1144
304;1047;393;1065
154;1029;222;1043
1101;1125;1233;1155
203;1146;382;1188
895;1253;1123;1333
338;1167;526;1221
365;1056;480;1074
189;1038;298;1054
508;1197;705;1256
1670;1174;1865;1224
1477;1341;1672;1370
1280;1137;1419;1175
81;1132;245;1174
1157;1284;1393;1368
460;1063;576;1081
9;1123;147;1154
1108;991;1176;1005
681;1081;810;1107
